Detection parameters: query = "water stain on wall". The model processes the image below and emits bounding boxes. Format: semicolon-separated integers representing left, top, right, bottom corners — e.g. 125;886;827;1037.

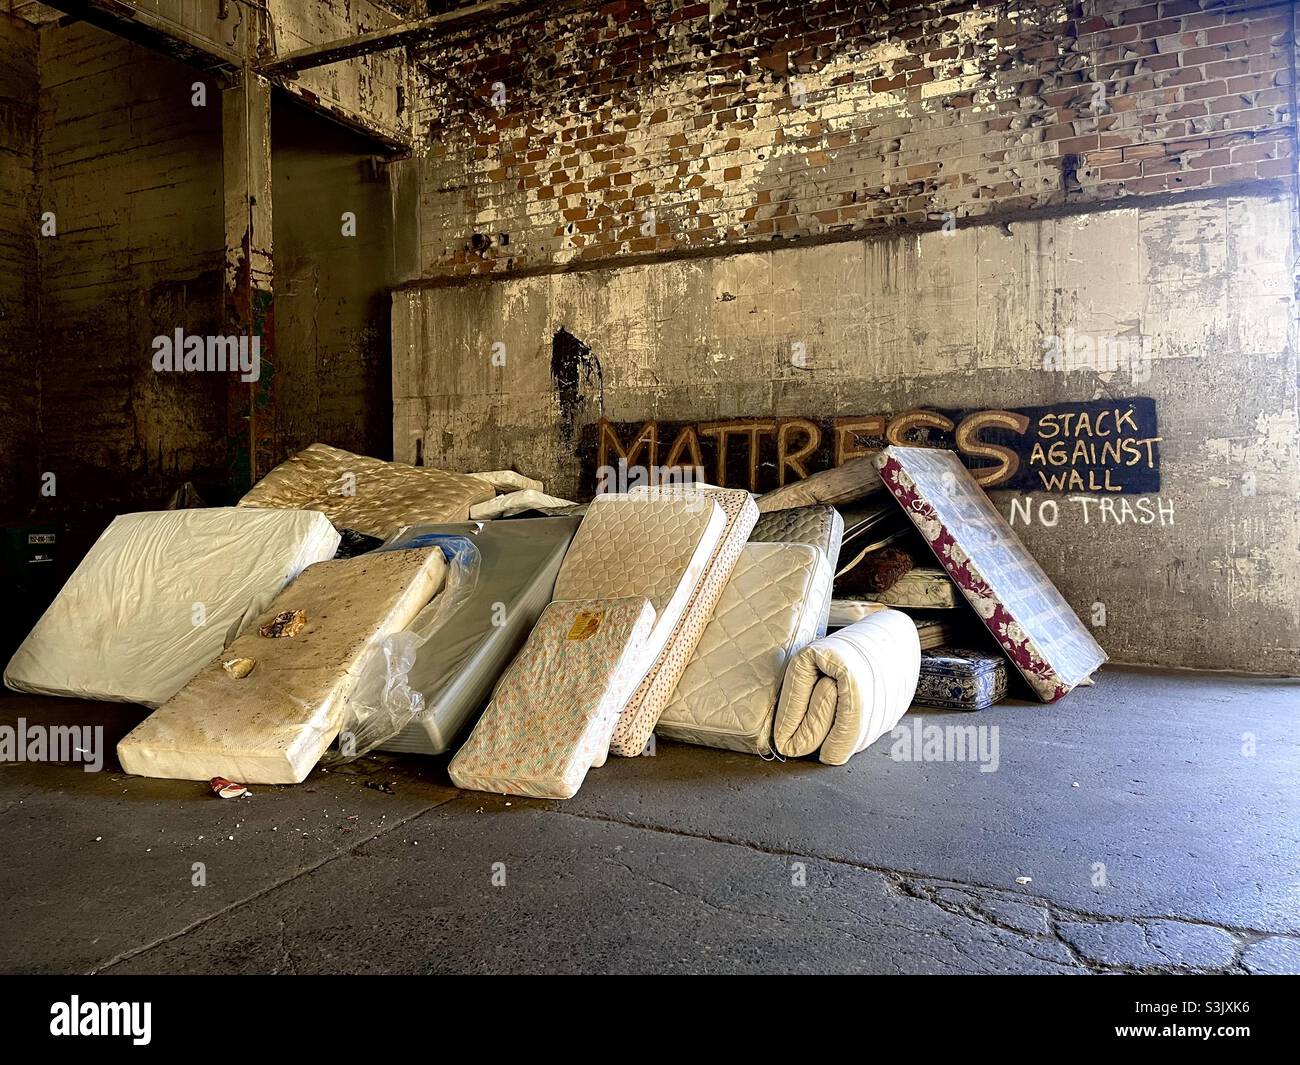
550;327;604;441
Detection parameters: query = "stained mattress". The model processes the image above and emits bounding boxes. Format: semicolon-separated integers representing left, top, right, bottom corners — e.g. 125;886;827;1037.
4;508;340;708
774;608;921;766
379;516;582;754
117;548;445;784
874;446;1107;700
449;597;655;799
239;442;494;539
656;542;832;755
606;485;758;757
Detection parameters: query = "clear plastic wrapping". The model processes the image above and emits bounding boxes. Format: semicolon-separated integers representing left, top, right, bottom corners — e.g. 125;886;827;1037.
326;534;481;760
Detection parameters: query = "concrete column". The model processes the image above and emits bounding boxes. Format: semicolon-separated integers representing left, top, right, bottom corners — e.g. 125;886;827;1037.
222;71;274;495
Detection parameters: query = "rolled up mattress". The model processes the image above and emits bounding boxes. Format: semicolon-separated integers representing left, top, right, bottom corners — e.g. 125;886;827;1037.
773;608;920;766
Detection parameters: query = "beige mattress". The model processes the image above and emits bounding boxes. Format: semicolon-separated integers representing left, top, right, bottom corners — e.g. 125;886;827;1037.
756;455;883;513
449;597;655;799
553;492;725;670
656;542;832;755
117;548;445;784
239;443;494;539
607;485;758;758
4;508;340;708
774;608;921;766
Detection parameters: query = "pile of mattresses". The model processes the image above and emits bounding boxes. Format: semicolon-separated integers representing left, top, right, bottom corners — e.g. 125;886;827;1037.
450;485;758;796
6;439;1104;798
378;516;583;755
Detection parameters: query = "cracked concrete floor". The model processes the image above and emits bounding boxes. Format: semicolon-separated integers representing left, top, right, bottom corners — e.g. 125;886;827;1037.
1;666;1297;974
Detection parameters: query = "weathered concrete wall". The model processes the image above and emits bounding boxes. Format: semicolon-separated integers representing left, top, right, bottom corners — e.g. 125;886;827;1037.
272;96;397;461
409;0;1296;279
273;0;411;142
0;14;39;516
37;22;229;513
394;189;1300;673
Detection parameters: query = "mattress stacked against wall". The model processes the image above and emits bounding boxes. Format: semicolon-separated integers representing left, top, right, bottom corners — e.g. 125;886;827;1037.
449;487;757;797
6;441;1104;792
4;508;342;707
654;505;840;755
656;462;927;764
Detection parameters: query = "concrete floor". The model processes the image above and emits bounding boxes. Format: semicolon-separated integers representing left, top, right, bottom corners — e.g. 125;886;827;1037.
0;666;1297;975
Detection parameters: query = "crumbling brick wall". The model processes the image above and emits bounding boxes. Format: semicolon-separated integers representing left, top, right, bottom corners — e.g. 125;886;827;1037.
411;0;1295;279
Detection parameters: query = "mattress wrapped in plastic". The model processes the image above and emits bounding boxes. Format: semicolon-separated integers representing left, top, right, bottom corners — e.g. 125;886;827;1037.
4;508;340;708
874;445;1106;700
238;443;494;539
378;516;582;755
773;608;920;766
449;597;655;799
117;548;445;784
605;485;758;758
656;542;832;755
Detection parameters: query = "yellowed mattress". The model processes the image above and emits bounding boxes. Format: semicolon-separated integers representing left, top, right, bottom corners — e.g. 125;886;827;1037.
449;597;655;799
117;548;445;784
239;443;494;539
607;485;758;757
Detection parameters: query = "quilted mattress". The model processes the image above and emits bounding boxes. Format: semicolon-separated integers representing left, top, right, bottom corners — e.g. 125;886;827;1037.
827;598;889;629
552;492;726;675
449;597;656;799
4;508;340;708
874;446;1106;700
606;485;758;757
749;505;844;564
117;548;445;784
656;541;832;755
774;608;921;766
379;516;582;754
914;646;1008;711
239;443;494;539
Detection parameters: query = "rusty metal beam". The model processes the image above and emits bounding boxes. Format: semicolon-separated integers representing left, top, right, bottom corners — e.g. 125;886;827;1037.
39;0;243;74
256;0;550;77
